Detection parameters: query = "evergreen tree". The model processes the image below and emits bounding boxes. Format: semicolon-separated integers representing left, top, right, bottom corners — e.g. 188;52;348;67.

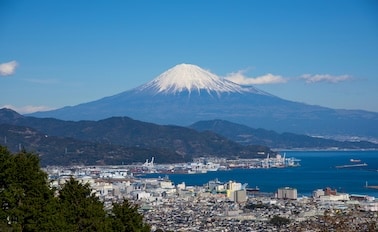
109;199;150;232
0;146;152;231
0;147;57;231
58;177;109;232
0;146;12;231
269;215;290;229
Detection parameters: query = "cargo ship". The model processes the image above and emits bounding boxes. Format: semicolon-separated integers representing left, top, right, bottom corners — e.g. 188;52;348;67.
335;163;367;169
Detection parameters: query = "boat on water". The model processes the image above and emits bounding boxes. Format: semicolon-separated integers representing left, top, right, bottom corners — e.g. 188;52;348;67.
186;160;220;174
246;186;260;192
350;159;361;163
365;181;378;190
335;163;368;169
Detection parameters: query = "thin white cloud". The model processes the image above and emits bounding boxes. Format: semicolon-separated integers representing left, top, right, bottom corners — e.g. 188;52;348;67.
225;70;287;85
1;104;55;114
301;74;351;83
0;61;18;76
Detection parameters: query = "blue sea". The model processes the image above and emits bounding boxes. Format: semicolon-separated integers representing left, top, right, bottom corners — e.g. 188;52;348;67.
144;150;378;197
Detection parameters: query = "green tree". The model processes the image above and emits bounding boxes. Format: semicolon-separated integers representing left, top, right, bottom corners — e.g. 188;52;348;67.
0;146;152;231
109;199;150;232
269;215;291;229
0;146;12;231
0;147;59;231
58;177;109;232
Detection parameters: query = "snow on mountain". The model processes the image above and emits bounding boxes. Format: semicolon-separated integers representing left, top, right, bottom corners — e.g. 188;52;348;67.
135;63;266;95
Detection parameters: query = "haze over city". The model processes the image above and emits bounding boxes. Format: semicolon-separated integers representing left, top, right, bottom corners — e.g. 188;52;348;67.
0;0;377;113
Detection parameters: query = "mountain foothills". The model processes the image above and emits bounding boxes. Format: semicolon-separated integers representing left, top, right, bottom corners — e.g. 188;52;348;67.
29;64;378;141
190;119;378;150
0;108;271;166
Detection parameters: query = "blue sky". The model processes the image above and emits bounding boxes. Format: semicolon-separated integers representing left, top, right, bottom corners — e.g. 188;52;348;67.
1;0;377;113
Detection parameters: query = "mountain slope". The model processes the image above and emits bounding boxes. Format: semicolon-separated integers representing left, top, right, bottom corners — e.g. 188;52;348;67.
0;124;185;166
190;119;378;149
28;64;378;140
0;108;272;165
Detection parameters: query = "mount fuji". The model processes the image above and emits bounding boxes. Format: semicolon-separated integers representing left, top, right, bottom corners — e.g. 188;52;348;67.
29;64;378;140
137;63;264;95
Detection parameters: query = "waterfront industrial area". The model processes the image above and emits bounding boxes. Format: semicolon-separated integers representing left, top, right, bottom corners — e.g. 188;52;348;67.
44;155;378;231
130;153;301;174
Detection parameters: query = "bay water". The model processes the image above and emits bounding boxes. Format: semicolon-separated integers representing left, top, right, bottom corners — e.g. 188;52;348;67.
144;150;378;197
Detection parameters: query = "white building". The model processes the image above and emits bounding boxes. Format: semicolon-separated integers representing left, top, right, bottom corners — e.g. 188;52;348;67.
277;187;297;200
360;201;378;212
319;194;349;202
313;189;325;198
225;181;244;201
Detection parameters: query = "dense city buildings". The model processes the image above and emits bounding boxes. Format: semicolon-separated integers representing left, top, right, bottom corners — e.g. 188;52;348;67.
44;164;378;231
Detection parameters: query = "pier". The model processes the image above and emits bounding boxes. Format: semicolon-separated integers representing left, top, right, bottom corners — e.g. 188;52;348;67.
364;181;378;190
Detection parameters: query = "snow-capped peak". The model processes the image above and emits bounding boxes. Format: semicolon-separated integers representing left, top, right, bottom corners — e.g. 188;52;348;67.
138;63;245;94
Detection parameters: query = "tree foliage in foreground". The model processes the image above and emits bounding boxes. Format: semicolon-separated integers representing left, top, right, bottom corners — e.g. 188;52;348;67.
269;215;291;229
0;145;150;232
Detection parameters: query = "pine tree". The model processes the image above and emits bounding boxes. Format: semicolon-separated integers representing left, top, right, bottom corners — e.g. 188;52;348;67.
0;146;152;231
0;147;57;231
58;177;109;232
109;199;150;232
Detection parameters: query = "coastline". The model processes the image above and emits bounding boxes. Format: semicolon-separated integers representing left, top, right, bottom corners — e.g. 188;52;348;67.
143;150;378;198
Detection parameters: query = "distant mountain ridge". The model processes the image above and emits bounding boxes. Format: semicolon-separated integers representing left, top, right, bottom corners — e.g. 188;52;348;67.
28;64;378;140
1;108;376;167
190;119;378;150
0;108;271;166
0;123;176;166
